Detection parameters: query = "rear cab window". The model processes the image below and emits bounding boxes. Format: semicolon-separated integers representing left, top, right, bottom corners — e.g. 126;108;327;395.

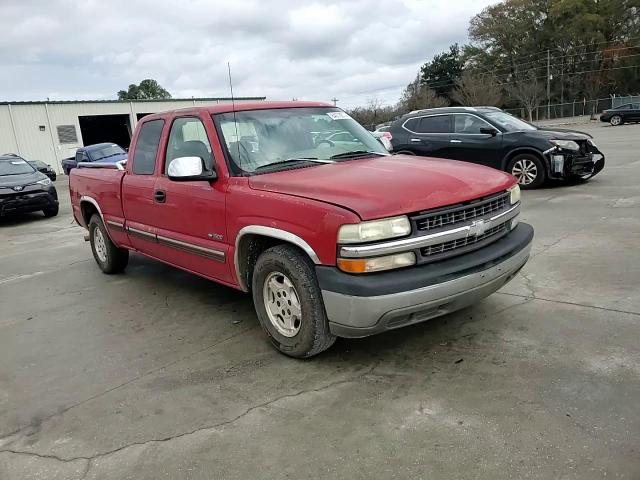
132;119;164;175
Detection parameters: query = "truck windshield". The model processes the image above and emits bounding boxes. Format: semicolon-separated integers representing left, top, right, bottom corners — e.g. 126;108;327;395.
214;107;388;174
0;158;36;176
90;144;126;161
484;112;537;132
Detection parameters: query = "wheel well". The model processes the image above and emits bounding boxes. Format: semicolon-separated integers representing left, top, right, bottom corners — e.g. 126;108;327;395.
236;234;307;292
80;201;99;226
503;148;548;172
394;150;416;155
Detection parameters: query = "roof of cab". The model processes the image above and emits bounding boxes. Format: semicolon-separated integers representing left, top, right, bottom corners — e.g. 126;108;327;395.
138;101;335;122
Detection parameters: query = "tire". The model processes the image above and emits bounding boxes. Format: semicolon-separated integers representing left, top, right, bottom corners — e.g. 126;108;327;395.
43;205;59;217
88;215;129;274
609;115;622;126
252;245;336;358
507;154;546;189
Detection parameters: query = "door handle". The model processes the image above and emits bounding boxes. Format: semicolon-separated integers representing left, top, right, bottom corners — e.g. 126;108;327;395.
154;190;166;203
450;139;462;143
410;138;422;143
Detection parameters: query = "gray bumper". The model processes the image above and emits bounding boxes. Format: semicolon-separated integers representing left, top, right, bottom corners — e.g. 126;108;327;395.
322;235;532;338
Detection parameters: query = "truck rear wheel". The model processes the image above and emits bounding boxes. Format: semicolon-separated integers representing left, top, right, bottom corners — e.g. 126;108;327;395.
89;215;129;274
252;245;336;358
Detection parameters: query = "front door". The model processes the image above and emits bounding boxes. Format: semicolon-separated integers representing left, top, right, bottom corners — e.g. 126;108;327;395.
151;115;231;282
447;113;503;169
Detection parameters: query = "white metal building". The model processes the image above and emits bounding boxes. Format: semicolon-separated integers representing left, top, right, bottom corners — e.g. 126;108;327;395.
0;97;265;174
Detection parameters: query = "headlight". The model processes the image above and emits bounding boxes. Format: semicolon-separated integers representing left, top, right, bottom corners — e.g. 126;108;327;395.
550;139;579;151
338;215;411;244
36;178;52;186
508;184;520;205
337;252;416;273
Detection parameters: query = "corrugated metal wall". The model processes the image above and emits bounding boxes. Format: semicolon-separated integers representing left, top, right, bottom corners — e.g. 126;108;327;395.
0;98;261;174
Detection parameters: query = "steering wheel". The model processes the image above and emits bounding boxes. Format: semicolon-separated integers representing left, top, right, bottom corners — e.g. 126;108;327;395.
316;139;335;148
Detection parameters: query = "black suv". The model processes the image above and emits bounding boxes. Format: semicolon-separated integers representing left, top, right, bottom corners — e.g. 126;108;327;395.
388;107;605;189
0;155;59;218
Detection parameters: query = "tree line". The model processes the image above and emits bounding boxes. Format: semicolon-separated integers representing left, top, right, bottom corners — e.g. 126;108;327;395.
349;0;640;126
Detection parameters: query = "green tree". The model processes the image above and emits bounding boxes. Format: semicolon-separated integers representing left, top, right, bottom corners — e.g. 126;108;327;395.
419;44;463;101
117;79;171;100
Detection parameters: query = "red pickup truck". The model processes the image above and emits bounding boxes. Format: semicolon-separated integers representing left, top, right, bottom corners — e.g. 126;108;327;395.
70;101;533;358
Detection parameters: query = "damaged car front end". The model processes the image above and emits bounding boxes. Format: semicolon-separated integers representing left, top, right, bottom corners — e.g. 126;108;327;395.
542;134;605;181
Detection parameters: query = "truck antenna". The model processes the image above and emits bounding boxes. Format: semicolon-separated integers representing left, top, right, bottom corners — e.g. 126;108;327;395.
227;62;242;173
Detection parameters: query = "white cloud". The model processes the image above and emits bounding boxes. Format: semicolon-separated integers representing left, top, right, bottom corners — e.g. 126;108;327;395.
0;0;498;108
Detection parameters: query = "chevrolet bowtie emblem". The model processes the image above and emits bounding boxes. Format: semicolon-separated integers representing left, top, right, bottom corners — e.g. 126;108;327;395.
468;219;487;237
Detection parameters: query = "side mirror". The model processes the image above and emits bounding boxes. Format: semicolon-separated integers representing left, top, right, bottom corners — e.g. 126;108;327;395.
480;127;499;136
167;156;217;182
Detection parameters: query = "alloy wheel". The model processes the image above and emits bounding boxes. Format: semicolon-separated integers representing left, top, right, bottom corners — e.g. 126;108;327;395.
94;227;108;263
511;159;538;186
262;271;302;337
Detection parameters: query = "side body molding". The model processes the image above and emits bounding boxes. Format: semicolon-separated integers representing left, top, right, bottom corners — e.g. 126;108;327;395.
234;225;321;291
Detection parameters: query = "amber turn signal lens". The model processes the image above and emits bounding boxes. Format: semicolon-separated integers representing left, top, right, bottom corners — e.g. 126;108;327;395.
337;258;367;273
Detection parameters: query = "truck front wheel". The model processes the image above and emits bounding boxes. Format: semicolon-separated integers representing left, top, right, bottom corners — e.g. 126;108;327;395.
89;215;129;274
252;245;336;358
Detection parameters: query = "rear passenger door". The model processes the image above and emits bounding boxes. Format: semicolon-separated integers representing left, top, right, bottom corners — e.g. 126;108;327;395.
629;103;640;121
448;113;503;169
402;114;453;158
122;119;165;252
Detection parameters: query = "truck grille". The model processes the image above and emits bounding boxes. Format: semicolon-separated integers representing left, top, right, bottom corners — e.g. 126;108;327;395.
414;192;509;231
420;222;508;259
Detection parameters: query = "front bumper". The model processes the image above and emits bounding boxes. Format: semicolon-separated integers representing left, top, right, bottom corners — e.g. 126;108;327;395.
317;223;533;338
544;145;605;180
0;187;58;216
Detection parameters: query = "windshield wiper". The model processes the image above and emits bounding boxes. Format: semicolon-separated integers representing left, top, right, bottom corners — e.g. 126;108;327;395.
329;150;387;160
254;157;335;171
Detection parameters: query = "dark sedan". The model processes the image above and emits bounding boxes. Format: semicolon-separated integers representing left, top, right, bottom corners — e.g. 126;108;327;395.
600;103;640;126
0;155;59;218
27;159;57;181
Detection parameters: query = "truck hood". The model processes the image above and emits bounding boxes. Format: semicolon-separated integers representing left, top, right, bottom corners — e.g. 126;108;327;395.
248;155;515;220
95;153;127;163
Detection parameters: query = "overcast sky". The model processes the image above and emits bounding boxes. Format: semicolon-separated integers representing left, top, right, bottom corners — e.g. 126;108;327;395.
1;0;498;109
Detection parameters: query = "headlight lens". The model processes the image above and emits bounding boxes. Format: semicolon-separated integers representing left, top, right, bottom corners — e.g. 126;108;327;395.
36;178;52;186
338;215;411;244
550;139;579;151
508;184;521;204
337;252;416;273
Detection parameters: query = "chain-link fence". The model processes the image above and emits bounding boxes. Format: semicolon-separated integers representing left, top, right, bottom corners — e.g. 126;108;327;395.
504;95;640;121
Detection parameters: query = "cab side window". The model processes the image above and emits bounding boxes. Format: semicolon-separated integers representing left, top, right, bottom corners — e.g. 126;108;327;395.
454;114;491;134
132;119;164;175
165;117;213;173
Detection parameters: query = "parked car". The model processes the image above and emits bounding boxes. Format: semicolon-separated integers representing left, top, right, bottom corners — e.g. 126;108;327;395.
70;101;533;358
27;159;57;181
388;106;605;189
62;143;127;175
600;103;640;126
0;154;59;217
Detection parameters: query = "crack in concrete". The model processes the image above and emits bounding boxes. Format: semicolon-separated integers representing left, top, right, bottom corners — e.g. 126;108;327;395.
497;292;640;317
0;326;256;443
0;365;376;464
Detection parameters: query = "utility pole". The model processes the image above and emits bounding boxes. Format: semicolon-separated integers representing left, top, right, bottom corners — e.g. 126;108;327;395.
546;49;551;119
331;97;339;106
